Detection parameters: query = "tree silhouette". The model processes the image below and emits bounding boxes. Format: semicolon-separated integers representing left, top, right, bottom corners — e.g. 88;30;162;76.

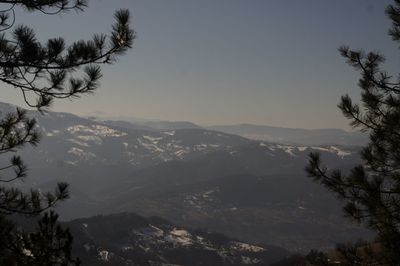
0;0;134;264
306;0;400;263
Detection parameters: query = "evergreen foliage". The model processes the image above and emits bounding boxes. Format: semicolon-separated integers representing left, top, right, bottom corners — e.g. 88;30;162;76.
1;211;81;266
0;0;134;264
306;0;400;264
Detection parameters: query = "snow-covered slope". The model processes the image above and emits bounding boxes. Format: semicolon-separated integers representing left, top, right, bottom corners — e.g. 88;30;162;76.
68;213;289;266
0;102;359;182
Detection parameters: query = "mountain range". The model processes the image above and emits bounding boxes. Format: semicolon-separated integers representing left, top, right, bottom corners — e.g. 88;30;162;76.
0;102;371;256
206;124;367;146
93;115;367;146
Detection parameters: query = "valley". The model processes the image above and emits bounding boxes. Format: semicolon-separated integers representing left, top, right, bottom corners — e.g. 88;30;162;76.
0;102;371;260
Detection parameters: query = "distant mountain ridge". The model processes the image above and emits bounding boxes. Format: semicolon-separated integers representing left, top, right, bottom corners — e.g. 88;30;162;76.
94;115;203;130
93;115;368;146
1;102;367;146
207;123;368;146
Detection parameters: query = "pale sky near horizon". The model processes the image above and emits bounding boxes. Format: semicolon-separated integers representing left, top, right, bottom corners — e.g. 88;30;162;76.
2;0;399;129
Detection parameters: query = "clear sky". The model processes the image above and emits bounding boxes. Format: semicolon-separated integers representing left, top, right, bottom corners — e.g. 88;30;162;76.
3;0;399;129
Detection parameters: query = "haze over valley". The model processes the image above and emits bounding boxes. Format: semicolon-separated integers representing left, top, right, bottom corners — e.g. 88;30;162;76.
1;0;397;265
2;102;371;264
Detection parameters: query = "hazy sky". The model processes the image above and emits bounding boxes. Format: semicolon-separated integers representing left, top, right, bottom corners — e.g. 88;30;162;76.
3;0;399;129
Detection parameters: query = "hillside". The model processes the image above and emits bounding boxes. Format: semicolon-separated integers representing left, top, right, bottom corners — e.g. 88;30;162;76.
67;213;290;266
0;102;371;252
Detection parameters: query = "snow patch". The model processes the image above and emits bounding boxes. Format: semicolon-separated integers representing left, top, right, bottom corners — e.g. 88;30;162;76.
162;131;175;136
194;144;208;151
232;242;265;252
67;138;89;147
202;190;215;199
68;147;96;160
143;135;163;143
311;146;352;158
76;135;103;145
98;250;110;261
149;225;164;237
174;149;189;158
67;124;127;137
330;146;351;157
22;249;33;257
138;138;165;153
276;144;296;156
46;130;60;137
132;225;164;239
229;150;238;156
167;228;193;246
311;146;330;152
241;256;261;264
